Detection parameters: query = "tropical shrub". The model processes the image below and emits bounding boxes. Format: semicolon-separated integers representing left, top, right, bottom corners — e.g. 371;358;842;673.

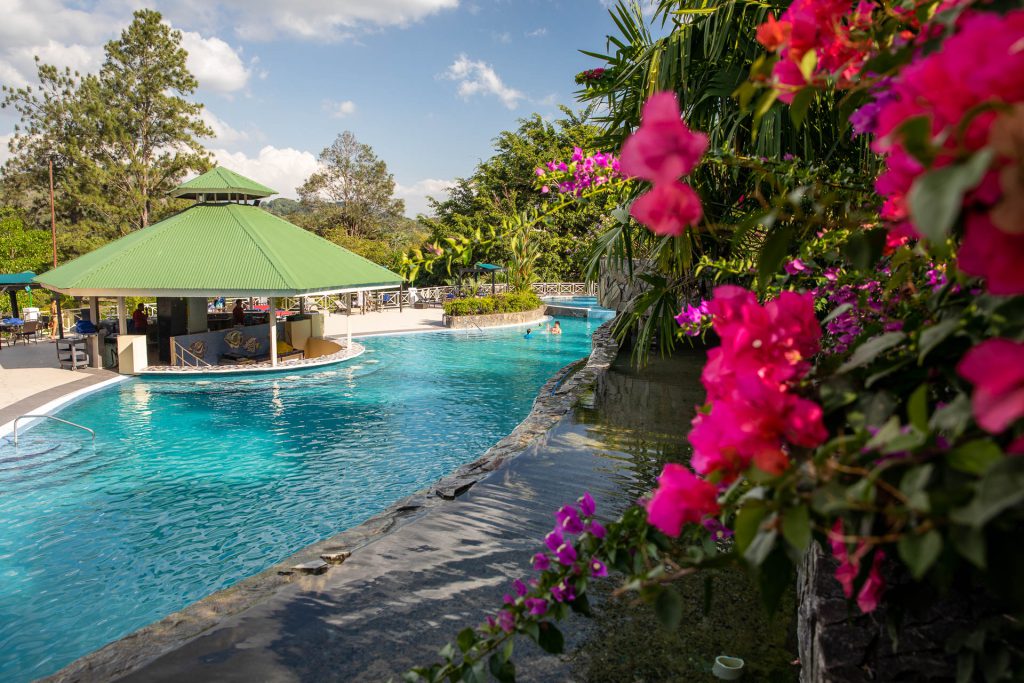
443;292;543;317
406;1;1024;681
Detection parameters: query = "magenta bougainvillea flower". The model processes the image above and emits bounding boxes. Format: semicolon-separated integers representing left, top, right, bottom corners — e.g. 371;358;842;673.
644;463;721;536
618;92;707;236
556;505;584;534
578;492;596;518
531;553;551;571
957;338;1024;434
524;598;548;616
856;550;886;614
621;93;708;184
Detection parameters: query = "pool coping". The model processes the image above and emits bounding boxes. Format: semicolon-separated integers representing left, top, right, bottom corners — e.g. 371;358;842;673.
0;373;130;439
41;318;619;683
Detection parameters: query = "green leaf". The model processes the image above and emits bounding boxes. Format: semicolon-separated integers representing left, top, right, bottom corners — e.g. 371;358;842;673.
894;115;935;165
898;529;942;579
789;88;815;130
907;148;994;245
908;384;929;432
456;627;476;654
950;525;986;569
842;228;888;271
569;593;592;616
798;50;817;80
744;527;779;566
781;504;811;552
900;464;934;496
438;643;454;660
734;505;768;554
957;651;975;683
757;226;794;291
536;622;564;654
654;586;683;630
757;547;793;616
488;654;516;683
946;439;1003;476
951;456;1024;527
917;318;959;363
929;393;972;439
838;332;907;373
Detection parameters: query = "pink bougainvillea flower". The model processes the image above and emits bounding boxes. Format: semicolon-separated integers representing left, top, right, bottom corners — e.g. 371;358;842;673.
783;258;809;275
856;550;886;613
497;609;516;633
550;580;576;603
958;212;1024;296
578;491;596;518
586;520;606;539
554;541;578;566
620;92;708;184
525;598;548;616
544;529;563;553
957;338;1024;434
556;505;584;534
702;517;734;541
531;552;551;571
590;559;609;577
629;181;703;236
645;463;721;536
513;578;528;597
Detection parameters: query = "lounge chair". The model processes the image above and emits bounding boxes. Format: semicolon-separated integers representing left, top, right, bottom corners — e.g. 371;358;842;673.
13;321;41;344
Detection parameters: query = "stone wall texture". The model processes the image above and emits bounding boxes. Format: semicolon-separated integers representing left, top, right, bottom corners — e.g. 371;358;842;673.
597;257;656;312
798;544;983;682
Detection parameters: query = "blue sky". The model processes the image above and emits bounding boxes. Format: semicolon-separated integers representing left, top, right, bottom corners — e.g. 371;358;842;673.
0;0;634;215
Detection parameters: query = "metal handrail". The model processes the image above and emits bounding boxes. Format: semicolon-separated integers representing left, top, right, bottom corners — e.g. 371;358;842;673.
13;414;95;446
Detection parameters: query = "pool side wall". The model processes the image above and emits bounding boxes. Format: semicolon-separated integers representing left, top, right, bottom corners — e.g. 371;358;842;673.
444;305;547;329
44;319;620;683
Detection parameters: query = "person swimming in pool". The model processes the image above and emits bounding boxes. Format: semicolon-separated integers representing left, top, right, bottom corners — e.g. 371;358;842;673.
550;321;562;335
524;328;533;339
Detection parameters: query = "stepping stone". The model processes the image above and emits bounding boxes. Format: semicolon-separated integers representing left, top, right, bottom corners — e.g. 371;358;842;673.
292;559;329;575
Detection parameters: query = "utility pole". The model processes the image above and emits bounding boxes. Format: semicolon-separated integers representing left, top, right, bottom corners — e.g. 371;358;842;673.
49;157;64;339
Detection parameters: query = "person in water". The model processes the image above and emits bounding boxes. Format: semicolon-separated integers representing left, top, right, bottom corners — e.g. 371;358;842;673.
550;321;562;335
523;328;533;339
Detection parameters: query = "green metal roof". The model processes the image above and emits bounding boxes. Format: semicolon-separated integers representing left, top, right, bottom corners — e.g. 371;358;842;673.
171;167;278;200
34;204;404;297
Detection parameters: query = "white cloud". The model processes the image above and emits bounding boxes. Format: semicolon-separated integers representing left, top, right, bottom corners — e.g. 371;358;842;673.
199;109;250;146
396;178;455;216
205;0;461;42
324;99;357;118
0;1;255;97
526;28;547;38
179;31;252;94
494;31;511;44
443;54;524;109
207;145;319;198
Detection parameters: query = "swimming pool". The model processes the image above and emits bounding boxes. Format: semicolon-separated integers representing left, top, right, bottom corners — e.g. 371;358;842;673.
0;317;599;682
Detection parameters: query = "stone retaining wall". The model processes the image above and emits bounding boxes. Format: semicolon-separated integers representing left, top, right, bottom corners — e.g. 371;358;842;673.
444;305;547;329
46;320;620;683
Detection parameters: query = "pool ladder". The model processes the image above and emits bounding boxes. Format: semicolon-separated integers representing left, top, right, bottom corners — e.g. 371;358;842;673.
12;414;95;446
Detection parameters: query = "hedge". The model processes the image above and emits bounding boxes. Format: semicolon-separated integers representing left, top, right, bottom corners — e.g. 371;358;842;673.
443;291;543;317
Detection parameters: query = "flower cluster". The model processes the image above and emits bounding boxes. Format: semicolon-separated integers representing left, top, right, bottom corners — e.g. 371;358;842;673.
756;0;874;102
830;521;886;613
647;286;828;538
690;286;828;481
619;92;707;236
535;148;622;196
816;273;903;353
575;68;608;85
490;492;606;633
674;299;710;336
867;10;1024;294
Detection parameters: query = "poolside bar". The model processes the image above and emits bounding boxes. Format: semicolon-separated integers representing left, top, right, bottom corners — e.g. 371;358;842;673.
33;167;405;374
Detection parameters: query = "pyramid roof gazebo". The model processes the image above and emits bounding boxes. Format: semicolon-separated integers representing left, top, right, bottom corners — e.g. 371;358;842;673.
34;167;404;371
36;168;402;298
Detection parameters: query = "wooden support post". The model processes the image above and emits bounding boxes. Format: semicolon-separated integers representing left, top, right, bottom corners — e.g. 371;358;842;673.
399;283;404;313
89;296;102;368
117;296;127;335
269;297;278;367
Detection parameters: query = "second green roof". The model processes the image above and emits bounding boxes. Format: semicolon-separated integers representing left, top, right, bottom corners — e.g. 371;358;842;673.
171;167;278;200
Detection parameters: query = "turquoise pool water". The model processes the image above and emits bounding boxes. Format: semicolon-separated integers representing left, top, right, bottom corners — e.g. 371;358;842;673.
0;317;598;682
